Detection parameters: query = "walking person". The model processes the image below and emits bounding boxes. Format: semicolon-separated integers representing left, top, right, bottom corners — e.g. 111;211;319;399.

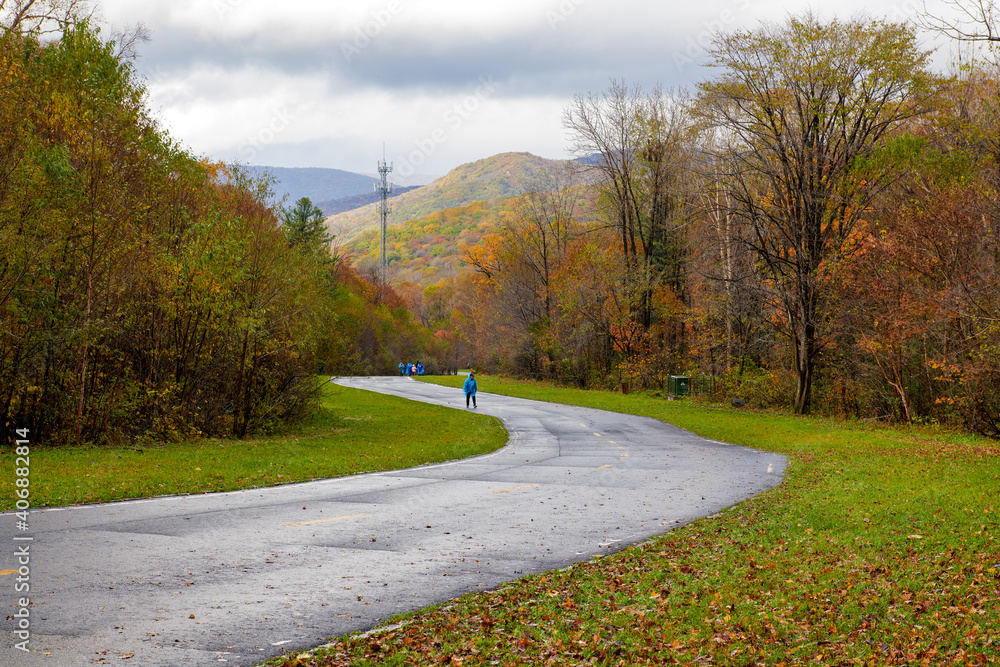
463;371;478;408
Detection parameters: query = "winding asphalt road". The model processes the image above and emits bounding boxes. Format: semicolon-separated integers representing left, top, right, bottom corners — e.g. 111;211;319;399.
1;376;785;666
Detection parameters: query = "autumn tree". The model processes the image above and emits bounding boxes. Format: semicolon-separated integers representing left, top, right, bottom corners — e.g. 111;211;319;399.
503;176;579;321
695;12;939;414
463;175;580;376
563;82;694;322
825;67;1000;430
839;155;1000;431
0;24;340;443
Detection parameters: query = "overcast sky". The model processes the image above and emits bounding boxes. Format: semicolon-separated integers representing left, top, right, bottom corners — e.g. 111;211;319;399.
96;0;961;179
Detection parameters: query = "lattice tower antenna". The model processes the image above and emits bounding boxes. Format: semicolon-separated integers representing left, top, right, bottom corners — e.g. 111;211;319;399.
375;146;393;284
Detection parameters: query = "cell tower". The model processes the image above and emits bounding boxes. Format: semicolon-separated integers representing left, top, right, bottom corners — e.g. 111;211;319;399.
375;147;393;284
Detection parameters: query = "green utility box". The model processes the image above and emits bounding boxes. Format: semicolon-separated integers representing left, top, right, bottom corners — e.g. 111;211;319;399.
668;375;690;397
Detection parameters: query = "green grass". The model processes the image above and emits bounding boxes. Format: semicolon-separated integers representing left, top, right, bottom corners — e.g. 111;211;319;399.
263;375;1000;666
0;380;507;510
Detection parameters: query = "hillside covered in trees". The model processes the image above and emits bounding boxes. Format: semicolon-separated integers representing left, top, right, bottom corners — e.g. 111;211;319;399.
345;183;598;284
326;152;588;243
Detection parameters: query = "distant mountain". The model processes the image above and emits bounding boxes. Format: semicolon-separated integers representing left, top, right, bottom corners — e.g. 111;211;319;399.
316;185;422;217
575;153;605;167
246;166;378;206
327;152;586;242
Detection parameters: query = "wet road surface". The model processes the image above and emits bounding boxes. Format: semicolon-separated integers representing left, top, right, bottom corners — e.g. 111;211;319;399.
0;376;785;666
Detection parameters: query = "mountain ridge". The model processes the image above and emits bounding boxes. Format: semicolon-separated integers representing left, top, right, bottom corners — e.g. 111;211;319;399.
326;152;586;242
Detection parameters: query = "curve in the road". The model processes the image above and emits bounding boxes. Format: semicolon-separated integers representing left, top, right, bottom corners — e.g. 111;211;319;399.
0;376;785;667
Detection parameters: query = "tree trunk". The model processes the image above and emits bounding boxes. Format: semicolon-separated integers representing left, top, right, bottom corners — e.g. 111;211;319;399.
792;312;816;415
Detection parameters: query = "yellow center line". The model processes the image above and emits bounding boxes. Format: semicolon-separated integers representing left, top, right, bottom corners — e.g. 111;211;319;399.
494;484;540;494
593;432;602;436
0;569;17;576
283;513;372;527
594;464;612;470
621;453;630;457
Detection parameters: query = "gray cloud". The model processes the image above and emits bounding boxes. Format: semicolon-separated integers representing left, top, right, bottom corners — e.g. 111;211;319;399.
114;0;939;174
136;0;738;95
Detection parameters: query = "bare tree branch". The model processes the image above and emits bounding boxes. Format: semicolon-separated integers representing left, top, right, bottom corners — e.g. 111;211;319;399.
916;0;1000;41
109;21;151;60
0;0;95;34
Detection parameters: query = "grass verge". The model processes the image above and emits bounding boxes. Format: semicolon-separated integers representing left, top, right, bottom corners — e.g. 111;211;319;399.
263;375;1000;666
0;380;507;510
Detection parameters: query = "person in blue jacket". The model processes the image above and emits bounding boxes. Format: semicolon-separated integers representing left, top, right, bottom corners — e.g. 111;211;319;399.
398;362;405;375
463;371;477;408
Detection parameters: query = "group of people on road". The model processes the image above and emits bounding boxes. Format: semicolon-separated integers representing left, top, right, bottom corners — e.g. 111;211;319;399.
399;362;424;376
